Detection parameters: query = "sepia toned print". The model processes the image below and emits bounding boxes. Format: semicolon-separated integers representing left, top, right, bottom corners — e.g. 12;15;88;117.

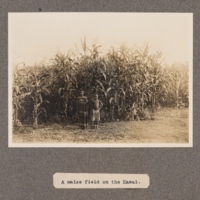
8;13;193;147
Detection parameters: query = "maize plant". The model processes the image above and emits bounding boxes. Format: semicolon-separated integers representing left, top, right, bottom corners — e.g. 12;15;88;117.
24;66;51;127
163;63;189;108
13;69;31;127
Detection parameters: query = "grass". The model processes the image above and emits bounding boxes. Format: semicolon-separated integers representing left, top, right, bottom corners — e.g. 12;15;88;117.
12;108;189;144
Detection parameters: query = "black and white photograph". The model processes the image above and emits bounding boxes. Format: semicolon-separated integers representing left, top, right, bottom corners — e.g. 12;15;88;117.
9;13;193;147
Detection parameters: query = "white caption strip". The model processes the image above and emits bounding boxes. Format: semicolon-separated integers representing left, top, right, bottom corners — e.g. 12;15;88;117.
53;173;150;189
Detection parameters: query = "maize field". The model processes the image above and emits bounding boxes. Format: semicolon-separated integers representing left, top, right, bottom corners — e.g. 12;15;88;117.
12;42;189;131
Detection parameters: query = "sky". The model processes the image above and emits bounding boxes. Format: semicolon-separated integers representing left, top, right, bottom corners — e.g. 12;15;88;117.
9;13;193;67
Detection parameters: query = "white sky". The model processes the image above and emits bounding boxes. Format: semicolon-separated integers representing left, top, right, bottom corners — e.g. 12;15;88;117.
9;13;193;66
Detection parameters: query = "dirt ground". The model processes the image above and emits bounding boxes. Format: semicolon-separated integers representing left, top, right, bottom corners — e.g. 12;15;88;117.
13;108;189;144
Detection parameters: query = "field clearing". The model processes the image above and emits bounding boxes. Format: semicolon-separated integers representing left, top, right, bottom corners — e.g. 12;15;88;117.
13;108;189;144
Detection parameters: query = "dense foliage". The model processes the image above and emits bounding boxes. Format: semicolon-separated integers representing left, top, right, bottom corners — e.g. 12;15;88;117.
12;42;189;127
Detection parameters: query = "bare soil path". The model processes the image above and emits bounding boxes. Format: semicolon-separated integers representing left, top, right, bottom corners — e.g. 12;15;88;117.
13;108;189;144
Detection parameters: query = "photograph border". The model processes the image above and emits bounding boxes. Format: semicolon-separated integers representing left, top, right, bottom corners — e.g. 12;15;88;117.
8;12;193;148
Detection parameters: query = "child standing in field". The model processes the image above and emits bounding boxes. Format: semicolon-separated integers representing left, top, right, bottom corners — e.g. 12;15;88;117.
90;94;103;129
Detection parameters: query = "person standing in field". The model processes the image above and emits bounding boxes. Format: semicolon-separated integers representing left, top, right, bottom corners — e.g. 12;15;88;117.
90;94;103;129
76;90;88;129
